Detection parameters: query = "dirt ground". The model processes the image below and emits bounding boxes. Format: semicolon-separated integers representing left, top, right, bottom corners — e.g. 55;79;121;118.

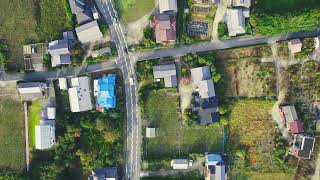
0;81;19;100
215;45;272;60
179;78;193;113
216;58;276;97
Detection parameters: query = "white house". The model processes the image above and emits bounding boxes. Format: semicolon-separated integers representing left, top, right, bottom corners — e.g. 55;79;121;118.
159;0;178;13
35;121;56;150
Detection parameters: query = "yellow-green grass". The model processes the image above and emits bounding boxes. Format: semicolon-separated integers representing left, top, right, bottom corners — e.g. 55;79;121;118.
28;101;42;149
0;98;25;172
115;0;155;22
144;89;223;159
249;173;294;180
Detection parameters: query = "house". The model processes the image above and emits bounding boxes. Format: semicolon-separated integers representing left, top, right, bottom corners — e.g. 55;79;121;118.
150;14;176;44
153;63;177;87
35;121;56;150
48;40;71;67
193;0;218;5
290;134;315;159
170;159;189;169
191;66;219;125
146;127;156;138
280;105;298;123
95;74;116;110
315;36;320;49
89;167;118;180
48;31;75;67
17;82;46;101
231;0;251;8
226;8;246;36
279;105;304;134
69;0;94;25
75;20;103;43
68;76;93;112
159;0;178;13
288;39;302;54
205;154;226;180
58;78;68;90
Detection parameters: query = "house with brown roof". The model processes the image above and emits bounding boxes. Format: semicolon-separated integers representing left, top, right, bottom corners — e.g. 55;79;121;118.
288;39;302;54
150;14;176;44
279;105;304;134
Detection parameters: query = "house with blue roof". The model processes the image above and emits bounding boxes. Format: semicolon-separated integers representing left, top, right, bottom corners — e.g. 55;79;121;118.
96;74;116;110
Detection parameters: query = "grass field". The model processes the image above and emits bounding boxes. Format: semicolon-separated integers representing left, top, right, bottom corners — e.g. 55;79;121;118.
143;88;223;159
0;0;71;71
0;98;25;172
114;0;155;22
251;0;320;36
28;101;42;149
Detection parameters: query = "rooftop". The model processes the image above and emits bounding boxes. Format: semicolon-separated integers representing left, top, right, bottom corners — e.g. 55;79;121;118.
159;0;178;13
96;74;116;110
69;0;94;24
226;8;246;36
75;20;103;43
68;76;93;112
288;39;302;54
89;167;118;180
153;64;177;87
35;122;55;150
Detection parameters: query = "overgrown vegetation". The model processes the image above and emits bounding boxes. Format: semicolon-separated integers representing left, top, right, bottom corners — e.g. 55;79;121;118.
0;98;25;172
134;27;158;51
251;0;320;36
294;38;315;59
141;170;203;180
221;98;296;177
0;41;9;70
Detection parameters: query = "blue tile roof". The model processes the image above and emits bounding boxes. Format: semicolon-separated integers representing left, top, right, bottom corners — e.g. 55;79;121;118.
97;74;116;109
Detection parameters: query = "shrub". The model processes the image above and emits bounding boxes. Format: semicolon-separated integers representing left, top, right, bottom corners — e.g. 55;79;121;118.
217;22;230;40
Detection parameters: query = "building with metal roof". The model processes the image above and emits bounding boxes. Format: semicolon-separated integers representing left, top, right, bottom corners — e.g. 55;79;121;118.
146;127;156;138
68;76;93;112
205;154;226;180
171;159;189;169
153;63;177;87
191;66;219;125
17;82;46;101
69;0;94;25
159;0;178;13
89;167;119;180
75;20;103;43
35;120;56;150
96;74;116;110
226;8;246;37
288;39;302;54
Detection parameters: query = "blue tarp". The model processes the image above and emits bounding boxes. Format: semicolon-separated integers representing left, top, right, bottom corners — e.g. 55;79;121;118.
97;74;116;109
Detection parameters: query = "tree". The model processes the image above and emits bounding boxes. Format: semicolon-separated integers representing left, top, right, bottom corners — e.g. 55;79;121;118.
71;42;84;64
76;150;97;174
32;162;62;180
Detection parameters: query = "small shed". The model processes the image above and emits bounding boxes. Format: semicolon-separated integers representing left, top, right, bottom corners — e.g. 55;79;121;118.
146;127;156;138
47;107;56;120
170;159;189;169
58;78;68;90
315;36;320;49
288;39;302;54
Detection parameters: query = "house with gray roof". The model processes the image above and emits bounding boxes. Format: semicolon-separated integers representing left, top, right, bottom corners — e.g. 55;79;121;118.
68;76;93;112
48;31;76;67
76;20;103;43
17;82;47;101
89;167;118;180
35;120;56;150
153;63;177;87
69;0;94;25
191;66;219;125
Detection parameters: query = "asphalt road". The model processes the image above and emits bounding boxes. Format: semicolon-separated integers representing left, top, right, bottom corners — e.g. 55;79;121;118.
94;0;140;179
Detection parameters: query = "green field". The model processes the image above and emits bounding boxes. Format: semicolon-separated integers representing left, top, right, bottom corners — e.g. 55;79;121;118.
114;0;155;22
143;88;223;159
0;0;71;71
0;98;25;172
28;101;42;149
251;0;320;36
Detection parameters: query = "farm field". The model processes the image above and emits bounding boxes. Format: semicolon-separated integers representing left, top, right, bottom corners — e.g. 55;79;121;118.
0;98;25;172
222;99;296;177
0;0;71;71
142;88;224;159
114;0;155;22
251;0;320;36
215;58;276;97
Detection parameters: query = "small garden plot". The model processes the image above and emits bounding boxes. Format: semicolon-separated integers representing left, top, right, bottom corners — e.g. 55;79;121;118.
188;21;209;36
215;58;276;97
214;45;272;60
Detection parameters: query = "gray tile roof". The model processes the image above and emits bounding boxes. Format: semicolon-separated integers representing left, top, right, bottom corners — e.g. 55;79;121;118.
153;64;177;87
89;167;118;180
69;0;93;24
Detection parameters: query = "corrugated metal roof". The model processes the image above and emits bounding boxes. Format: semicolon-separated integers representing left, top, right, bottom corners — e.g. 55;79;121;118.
35;123;55;150
75;20;103;43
